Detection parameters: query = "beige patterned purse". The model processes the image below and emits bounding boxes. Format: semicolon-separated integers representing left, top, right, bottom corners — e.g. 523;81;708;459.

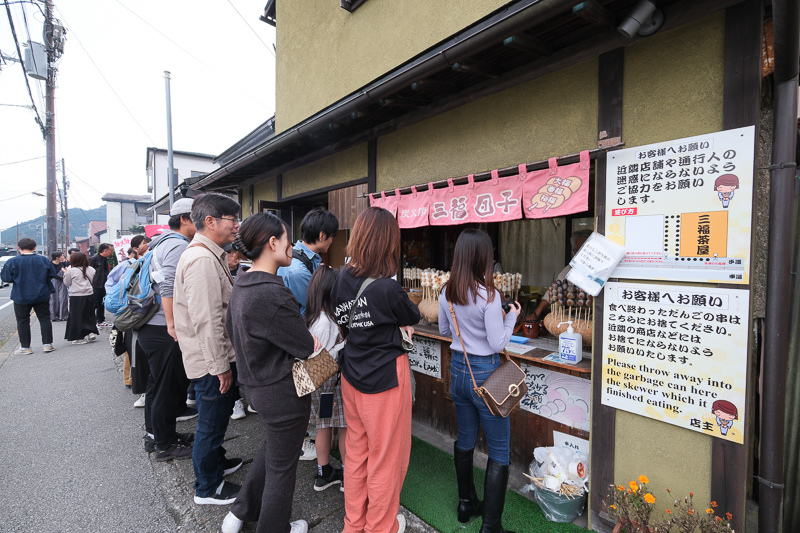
292;347;339;397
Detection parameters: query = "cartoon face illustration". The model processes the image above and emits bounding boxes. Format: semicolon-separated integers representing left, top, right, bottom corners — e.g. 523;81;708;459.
711;399;738;436
712;409;736;422
714;174;739;208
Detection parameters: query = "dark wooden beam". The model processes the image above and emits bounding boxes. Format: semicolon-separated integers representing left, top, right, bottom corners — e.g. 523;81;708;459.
503;33;553;57
452;60;502;78
367;138;377;193
712;1;762;532
589;47;624;527
573;0;616;30
410;79;459;93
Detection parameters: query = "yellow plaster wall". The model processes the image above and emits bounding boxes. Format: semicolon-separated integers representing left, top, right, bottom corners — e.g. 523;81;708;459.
282;144;367;198
275;0;508;132
253;176;278;204
376;59;599;190
609;12;725;511
240;187;251;218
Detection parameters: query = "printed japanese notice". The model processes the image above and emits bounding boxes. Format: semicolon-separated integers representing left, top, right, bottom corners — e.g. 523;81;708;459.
601;282;749;444
408;335;441;379
605;126;754;284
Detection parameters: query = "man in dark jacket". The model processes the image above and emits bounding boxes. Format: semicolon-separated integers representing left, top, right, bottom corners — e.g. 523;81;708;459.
89;243;113;327
0;238;58;354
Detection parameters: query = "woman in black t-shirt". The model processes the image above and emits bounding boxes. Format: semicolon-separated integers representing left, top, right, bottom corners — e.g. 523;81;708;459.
331;207;420;533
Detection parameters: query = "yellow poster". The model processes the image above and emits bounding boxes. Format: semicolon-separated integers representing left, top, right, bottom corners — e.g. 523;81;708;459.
601;282;749;444
605;126;754;284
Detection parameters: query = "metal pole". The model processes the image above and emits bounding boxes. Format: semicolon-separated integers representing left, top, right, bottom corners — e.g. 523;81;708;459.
61;157;69;251
164;71;175;209
44;0;57;255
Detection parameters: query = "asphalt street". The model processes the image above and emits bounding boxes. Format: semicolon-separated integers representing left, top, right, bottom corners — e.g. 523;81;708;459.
0;305;435;533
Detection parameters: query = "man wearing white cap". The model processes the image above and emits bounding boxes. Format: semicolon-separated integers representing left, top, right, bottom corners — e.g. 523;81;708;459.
138;198;198;462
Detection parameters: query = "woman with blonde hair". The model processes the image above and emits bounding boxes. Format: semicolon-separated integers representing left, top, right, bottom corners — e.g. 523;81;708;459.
331;207;420;533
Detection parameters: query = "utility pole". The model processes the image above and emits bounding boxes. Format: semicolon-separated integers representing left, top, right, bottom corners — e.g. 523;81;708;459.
61;157;69;251
164;71;176;209
44;0;57;255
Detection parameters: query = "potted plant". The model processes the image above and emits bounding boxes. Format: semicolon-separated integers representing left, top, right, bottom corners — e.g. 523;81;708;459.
605;477;735;533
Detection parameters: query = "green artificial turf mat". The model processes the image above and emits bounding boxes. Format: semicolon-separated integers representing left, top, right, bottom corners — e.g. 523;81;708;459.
400;437;587;533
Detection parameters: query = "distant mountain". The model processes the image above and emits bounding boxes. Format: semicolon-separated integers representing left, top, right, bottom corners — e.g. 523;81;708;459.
1;205;106;247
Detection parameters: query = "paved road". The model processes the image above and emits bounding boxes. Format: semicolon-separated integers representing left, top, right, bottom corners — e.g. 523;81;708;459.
0;312;435;533
0;320;176;532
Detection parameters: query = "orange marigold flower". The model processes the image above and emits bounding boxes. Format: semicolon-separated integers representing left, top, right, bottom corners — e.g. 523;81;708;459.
644;494;656;504
716;516;722;522
666;509;672;515
706;508;713;514
639;475;650;484
610;505;616;509
618;485;625;492
726;512;733;520
711;501;718;508
689;509;695;516
690;492;694;497
629;481;639;491
666;488;671;493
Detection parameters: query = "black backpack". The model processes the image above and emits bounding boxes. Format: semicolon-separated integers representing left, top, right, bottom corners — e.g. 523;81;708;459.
292;248;314;274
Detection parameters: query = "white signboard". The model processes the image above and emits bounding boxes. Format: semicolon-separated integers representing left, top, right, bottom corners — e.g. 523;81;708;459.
519;364;591;432
113;236;135;263
409;335;441;379
605;126;754;284
601;282;749;444
553;430;590;455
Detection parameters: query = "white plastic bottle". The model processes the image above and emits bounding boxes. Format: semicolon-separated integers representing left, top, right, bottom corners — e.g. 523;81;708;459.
557;321;583;364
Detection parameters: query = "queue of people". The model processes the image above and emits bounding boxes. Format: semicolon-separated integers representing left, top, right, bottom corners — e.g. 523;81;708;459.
4;199;525;533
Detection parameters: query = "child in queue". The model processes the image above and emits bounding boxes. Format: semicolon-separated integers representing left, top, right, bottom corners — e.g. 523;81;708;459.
305;265;348;492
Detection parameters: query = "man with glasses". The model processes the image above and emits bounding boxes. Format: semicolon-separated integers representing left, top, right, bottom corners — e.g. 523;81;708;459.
174;193;243;506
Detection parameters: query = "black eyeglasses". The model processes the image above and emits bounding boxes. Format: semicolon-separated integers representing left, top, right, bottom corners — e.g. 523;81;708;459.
216;216;239;223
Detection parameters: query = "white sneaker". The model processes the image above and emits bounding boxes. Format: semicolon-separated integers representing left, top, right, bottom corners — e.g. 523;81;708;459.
134;394;146;408
88;333;97;342
299;438;316;461
72;338;89;345
186;396;196;407
231;399;246;420
247;404;257;414
397;513;406;533
221;511;244;533
289;520;308;533
42;344;55;352
14;346;33;355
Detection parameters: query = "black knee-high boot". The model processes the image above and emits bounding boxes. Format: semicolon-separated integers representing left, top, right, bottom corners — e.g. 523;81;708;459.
454;443;482;522
479;459;515;533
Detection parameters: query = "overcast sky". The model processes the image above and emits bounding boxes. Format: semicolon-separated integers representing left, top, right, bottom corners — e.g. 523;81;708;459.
0;0;275;235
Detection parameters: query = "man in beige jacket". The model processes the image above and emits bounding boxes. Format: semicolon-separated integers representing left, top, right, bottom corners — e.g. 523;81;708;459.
174;193;243;506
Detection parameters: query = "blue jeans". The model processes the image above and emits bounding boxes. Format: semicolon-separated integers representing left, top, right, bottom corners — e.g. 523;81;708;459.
450;351;510;465
192;363;237;497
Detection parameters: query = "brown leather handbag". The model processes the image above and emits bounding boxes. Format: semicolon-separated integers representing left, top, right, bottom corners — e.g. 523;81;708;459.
448;302;528;418
292;347;339;396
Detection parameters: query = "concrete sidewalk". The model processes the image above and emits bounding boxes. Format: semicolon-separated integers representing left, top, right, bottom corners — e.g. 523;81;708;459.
0;316;435;532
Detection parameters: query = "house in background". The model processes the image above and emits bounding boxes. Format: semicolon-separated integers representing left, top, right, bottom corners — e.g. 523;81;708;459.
102;193;152;240
74;220;107;253
145;147;218;223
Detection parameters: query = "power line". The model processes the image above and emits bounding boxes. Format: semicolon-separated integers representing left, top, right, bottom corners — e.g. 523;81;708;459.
3;0;45;136
0;188;46;203
65;167;102;195
54;7;159;146
113;0;271;114
225;0;276;58
0;155;45;166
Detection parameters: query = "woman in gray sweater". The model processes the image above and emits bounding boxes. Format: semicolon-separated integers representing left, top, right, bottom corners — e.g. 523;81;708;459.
222;213;319;533
438;229;520;533
63;252;98;344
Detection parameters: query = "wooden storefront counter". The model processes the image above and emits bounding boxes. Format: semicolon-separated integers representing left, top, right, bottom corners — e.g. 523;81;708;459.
410;323;591;471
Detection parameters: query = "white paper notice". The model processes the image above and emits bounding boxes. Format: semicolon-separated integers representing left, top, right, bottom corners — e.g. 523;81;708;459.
567;232;625;296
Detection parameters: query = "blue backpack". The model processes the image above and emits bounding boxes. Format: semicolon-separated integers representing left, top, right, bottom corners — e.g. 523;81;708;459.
104;233;184;330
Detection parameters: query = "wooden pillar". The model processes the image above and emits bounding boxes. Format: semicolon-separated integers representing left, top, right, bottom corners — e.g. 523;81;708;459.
590;46;624;526
712;1;763;531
